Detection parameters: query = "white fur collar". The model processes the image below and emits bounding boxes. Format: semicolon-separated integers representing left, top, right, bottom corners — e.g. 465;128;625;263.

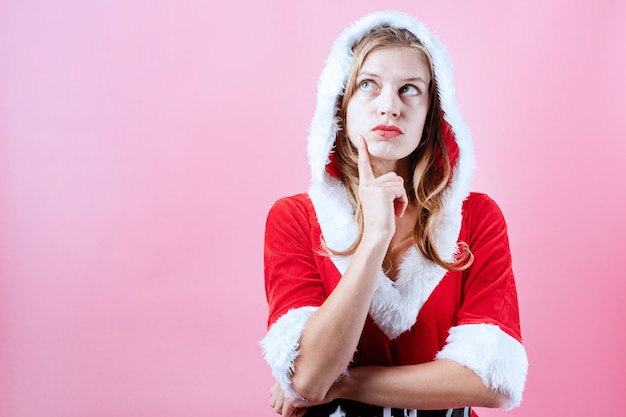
306;11;475;339
309;182;447;339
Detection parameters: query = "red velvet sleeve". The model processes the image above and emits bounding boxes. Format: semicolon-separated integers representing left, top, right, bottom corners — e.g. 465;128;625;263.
457;193;522;341
264;195;328;328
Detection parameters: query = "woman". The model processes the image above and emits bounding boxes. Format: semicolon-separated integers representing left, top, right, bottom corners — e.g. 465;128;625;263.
261;11;528;417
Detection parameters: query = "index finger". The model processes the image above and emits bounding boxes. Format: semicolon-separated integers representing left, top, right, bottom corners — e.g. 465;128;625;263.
356;135;374;181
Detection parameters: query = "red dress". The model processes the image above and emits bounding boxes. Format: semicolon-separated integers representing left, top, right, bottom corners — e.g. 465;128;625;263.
262;192;527;415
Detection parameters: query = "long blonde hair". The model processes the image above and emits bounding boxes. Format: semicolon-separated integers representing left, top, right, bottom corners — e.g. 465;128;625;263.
330;27;473;272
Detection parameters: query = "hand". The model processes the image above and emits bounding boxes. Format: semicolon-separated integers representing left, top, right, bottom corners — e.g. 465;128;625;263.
269;383;308;417
356;136;408;239
269;382;338;417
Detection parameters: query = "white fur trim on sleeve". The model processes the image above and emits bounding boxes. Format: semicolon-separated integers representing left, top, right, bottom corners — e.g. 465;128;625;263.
259;306;318;399
435;323;529;409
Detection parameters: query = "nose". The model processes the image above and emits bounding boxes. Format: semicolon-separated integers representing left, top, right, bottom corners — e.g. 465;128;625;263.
377;88;400;119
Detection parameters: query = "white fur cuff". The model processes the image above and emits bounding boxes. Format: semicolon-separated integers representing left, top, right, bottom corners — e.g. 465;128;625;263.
435;323;529;409
260;306;319;398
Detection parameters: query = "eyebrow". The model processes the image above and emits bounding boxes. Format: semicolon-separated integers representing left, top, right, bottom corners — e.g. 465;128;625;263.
358;72;429;84
403;76;429;84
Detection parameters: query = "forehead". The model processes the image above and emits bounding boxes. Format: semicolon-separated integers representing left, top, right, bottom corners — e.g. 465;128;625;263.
359;46;431;80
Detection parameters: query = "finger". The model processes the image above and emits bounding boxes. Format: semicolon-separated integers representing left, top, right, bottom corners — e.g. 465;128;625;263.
373;176;406;204
381;179;407;218
374;172;405;185
376;174;408;218
394;191;409;218
282;397;306;417
282;402;293;417
388;177;408;217
271;392;282;414
356;135;375;181
269;383;283;414
275;395;284;413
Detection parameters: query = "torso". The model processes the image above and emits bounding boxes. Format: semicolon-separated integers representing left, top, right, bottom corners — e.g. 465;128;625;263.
267;191;517;367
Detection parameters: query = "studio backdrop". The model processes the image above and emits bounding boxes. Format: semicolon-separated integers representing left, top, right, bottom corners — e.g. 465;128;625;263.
1;0;625;416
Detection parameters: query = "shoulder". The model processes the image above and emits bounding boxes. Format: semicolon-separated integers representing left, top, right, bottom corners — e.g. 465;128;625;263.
264;193;322;257
266;193;318;235
460;192;510;245
462;192;507;224
267;193;314;221
269;193;311;212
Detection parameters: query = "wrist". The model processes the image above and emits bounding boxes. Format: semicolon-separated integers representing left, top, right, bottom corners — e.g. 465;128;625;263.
359;232;392;255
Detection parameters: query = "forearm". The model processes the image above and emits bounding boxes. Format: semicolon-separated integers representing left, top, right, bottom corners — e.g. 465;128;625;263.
337;359;509;409
291;236;388;401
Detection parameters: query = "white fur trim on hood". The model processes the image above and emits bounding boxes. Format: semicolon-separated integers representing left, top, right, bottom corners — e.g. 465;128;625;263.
307;10;475;338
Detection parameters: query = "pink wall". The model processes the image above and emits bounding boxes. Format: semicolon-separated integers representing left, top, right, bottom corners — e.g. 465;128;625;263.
1;0;624;415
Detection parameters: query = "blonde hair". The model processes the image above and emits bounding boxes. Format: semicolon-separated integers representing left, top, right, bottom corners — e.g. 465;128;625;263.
330;27;473;272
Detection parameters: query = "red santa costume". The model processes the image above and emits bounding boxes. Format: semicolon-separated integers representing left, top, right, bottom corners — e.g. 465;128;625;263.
261;11;528;417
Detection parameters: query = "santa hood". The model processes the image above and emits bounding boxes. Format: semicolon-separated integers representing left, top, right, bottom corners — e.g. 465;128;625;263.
306;10;475;339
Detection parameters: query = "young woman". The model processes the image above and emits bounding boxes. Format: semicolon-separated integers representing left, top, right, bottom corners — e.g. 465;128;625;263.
261;11;528;417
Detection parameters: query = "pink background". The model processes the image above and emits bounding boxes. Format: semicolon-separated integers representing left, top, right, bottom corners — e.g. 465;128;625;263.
1;0;625;415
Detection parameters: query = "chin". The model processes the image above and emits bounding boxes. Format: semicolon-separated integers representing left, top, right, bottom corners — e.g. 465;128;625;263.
369;146;412;162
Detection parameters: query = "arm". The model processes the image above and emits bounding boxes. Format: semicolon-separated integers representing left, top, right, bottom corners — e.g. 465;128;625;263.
278;358;508;415
291;137;408;401
278;359;506;415
290;234;387;401
336;359;508;409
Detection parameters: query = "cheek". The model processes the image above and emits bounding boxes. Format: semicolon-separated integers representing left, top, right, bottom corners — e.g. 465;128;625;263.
409;109;428;137
411;125;425;146
344;111;354;140
345;102;363;137
345;120;359;148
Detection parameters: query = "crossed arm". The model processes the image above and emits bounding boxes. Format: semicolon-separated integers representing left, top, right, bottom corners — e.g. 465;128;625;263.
270;359;508;416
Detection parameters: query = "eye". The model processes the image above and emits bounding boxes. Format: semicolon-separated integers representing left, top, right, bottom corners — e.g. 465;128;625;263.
358;80;375;91
399;84;420;96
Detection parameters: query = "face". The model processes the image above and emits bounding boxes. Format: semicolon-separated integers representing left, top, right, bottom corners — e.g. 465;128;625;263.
346;46;431;172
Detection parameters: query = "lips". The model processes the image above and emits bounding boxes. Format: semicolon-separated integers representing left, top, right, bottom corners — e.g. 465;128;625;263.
372;124;402;139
